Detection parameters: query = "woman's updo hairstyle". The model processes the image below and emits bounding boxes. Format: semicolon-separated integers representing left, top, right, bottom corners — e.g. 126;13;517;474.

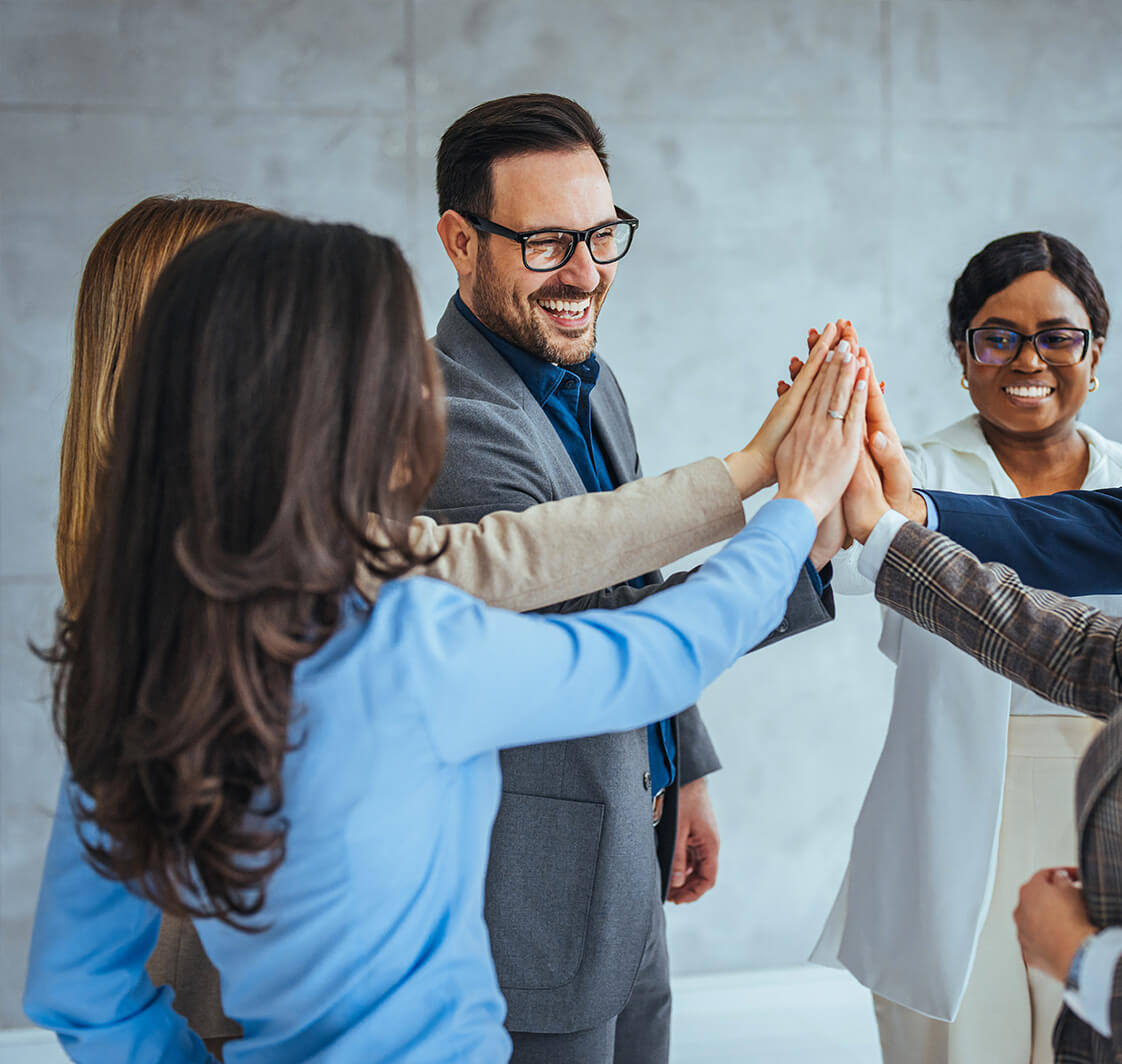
948;231;1110;347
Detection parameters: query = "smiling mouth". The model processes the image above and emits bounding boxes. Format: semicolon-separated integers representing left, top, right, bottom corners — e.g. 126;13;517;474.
1003;384;1055;400
537;296;592;329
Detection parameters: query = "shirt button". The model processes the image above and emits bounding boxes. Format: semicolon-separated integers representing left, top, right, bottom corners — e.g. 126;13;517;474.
642;770;652;792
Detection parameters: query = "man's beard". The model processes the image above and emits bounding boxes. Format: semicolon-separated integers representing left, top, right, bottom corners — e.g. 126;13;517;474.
471;244;607;366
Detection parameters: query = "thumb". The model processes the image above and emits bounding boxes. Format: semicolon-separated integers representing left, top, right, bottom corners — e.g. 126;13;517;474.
869;429;913;498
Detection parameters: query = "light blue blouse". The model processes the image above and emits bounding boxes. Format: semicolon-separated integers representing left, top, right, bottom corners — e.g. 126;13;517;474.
24;498;815;1063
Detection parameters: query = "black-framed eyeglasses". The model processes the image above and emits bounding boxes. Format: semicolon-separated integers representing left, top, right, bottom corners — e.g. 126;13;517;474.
966;326;1091;367
460;207;639;272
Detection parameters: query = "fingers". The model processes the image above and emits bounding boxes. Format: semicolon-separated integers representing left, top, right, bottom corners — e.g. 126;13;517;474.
791;322;838;399
844;366;870;440
669;847;718;904
811;338;859;419
670;821;689;889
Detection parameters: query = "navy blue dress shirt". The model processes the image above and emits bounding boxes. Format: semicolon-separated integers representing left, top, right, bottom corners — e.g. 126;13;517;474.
454;294;677;797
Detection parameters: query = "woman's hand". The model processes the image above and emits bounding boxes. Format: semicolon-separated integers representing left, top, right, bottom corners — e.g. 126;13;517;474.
1015;867;1098;983
725;322;839;499
774;340;868;524
840;440;892;543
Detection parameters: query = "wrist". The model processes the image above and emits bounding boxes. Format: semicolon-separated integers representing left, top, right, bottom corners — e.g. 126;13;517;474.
852;504;890;544
1060;923;1099;985
774;488;831;527
724;447;772;500
809;545;833;571
901;490;927;525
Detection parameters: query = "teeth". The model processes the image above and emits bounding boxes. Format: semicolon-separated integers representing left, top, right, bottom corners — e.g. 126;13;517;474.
539;298;590;317
1004;385;1054;398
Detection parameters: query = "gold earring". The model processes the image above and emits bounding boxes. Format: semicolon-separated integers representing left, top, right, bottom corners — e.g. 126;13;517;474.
1090;377;1100;392
960;375;970;390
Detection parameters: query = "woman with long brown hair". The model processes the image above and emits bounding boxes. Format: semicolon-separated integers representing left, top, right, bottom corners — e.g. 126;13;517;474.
53;195;834;1054
26;213;864;1061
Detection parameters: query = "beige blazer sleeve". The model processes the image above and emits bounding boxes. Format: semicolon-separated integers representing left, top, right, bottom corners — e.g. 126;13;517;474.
357;456;745;610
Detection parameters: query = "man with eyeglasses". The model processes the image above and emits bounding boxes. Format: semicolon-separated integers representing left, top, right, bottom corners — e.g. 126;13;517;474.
425;93;834;1064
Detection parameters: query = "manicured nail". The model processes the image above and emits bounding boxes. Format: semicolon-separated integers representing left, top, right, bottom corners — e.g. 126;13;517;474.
837;340;850;356
856;378;867;390
872;431;887;450
825;349;834;363
880;380;886;393
842;350;853;364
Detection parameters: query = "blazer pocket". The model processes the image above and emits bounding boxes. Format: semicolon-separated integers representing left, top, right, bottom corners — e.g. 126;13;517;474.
484;792;605;991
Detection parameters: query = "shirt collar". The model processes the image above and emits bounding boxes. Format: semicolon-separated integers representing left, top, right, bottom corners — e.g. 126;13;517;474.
452;292;600;406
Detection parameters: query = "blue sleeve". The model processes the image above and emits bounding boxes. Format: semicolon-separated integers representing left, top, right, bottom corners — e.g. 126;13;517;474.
407;498;818;762
925;487;1122;597
916;490;939;530
23;778;217;1064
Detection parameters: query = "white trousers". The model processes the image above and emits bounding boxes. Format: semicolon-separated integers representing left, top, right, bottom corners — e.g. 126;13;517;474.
873;714;1101;1064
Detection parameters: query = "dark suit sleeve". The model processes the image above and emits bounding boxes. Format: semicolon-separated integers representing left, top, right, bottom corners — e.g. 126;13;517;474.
875;521;1122;720
927;487;1122;597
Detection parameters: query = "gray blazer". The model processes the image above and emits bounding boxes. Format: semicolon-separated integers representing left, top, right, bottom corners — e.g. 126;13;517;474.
427;300;833;1033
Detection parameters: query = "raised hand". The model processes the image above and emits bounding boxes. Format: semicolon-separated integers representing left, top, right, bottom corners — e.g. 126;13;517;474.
774;340;869;523
841;441;892;544
724;321;839;499
860;349;920;519
783;322;861;567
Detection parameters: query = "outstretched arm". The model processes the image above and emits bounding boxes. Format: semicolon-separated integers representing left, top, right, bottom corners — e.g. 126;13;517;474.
861;518;1122;721
361;456;745;611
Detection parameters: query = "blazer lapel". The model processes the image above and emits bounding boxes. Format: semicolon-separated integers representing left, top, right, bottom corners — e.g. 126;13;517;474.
433;300;586;498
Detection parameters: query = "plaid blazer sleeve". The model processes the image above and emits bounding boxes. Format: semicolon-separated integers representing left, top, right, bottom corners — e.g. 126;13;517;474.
874;522;1122;721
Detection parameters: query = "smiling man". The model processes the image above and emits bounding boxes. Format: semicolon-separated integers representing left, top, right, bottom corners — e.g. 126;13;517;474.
425;94;833;1064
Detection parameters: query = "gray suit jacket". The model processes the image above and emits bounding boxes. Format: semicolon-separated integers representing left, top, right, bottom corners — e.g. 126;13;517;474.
427;299;833;1033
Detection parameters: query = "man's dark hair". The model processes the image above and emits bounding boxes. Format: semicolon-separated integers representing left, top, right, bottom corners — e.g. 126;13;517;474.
949;231;1110;345
436;93;609;217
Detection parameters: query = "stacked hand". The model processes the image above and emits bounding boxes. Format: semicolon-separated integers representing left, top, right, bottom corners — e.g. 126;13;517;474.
734;326;871;527
759;319;926;553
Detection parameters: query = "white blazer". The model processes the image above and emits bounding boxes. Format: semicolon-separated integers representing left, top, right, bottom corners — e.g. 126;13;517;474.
812;414;1122;1021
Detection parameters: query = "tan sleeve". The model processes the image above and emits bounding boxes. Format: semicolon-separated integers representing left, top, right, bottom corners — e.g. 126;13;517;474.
356;457;744;611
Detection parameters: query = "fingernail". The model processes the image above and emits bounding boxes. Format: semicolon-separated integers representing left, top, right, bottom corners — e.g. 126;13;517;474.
837;340;850;356
842;351;853;364
880;380;886;393
872;431;887;450
856;378;867;391
825;349;834;363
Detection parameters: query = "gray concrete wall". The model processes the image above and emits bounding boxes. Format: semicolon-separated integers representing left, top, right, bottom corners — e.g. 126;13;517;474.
3;0;1122;1026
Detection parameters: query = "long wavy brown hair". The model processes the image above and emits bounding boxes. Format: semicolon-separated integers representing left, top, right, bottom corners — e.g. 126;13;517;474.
45;216;445;926
58;196;267;613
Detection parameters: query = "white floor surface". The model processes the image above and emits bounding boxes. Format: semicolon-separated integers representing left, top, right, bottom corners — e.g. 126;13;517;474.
1;964;882;1063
